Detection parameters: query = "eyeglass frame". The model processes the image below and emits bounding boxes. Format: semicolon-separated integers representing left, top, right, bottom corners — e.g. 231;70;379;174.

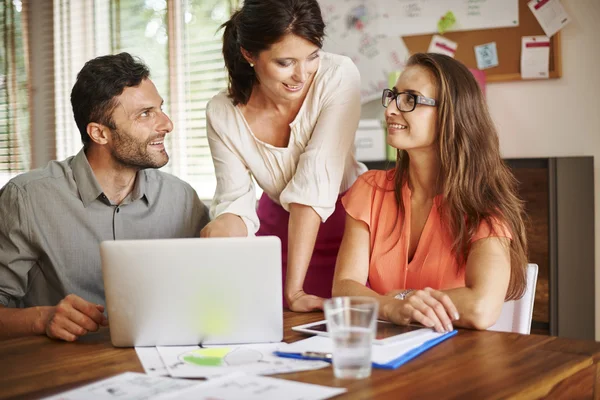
381;88;437;112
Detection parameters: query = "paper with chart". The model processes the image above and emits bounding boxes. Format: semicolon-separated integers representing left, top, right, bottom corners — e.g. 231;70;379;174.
135;347;169;377
155;372;347;400
157;343;330;378
319;0;518;102
42;372;199;400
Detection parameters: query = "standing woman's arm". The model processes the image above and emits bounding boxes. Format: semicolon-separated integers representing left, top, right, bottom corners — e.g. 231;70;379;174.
201;101;259;238
285;203;323;311
279;56;362;311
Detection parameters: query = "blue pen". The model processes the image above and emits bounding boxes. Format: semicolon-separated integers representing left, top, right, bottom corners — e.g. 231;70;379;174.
273;351;332;362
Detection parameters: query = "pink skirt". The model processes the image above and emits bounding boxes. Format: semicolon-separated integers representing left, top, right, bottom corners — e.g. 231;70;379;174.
256;193;346;306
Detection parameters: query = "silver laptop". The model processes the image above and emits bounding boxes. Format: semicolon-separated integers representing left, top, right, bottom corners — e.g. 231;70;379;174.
100;236;283;347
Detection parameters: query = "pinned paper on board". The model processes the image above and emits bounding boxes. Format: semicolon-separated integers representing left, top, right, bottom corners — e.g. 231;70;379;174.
474;42;499;70
521;36;550;79
528;0;570;38
437;11;457;34
428;35;458;58
468;68;487;98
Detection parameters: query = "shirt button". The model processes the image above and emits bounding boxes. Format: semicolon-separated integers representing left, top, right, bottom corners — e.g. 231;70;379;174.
116;207;120;213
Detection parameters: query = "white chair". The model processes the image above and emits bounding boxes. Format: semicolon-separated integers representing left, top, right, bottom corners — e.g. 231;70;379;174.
488;263;539;334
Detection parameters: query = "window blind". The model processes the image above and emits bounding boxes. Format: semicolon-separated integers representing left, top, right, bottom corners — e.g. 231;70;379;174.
8;0;234;200
0;0;30;187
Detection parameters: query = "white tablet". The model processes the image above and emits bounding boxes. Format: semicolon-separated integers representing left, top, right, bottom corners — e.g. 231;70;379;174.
292;320;430;345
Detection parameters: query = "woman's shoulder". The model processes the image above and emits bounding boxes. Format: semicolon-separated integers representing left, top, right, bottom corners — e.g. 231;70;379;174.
206;90;236;118
317;52;360;84
353;169;396;191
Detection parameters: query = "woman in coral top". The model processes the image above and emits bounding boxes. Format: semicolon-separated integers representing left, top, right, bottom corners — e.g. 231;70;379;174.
333;53;528;333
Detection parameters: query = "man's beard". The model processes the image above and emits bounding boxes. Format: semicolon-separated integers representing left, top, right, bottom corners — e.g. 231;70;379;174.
110;128;169;170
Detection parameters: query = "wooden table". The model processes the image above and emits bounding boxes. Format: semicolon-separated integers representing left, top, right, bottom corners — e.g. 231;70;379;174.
1;311;599;399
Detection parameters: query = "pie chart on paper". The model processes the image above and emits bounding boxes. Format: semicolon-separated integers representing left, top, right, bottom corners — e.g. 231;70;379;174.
180;347;264;367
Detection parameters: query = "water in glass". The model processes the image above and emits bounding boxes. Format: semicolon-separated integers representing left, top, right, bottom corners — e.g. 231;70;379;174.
331;326;373;379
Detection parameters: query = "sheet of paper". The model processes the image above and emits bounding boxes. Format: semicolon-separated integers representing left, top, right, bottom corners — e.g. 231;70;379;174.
135;347;169;377
155;372;347;400
528;0;570;37
521;35;551;79
157;343;329;378
42;372;199;400
474;42;499;70
427;35;458;58
373;0;519;36
284;330;448;365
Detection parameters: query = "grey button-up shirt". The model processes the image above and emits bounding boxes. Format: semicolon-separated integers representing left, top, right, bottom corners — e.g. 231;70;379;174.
0;149;210;308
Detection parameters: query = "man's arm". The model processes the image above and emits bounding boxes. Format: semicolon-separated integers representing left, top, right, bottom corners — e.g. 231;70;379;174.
0;304;51;338
0;296;108;341
0;183;108;341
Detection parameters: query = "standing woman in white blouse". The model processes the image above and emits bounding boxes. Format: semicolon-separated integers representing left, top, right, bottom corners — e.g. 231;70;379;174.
201;0;367;312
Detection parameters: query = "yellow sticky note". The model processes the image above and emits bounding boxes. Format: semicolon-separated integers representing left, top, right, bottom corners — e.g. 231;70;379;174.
437;11;456;34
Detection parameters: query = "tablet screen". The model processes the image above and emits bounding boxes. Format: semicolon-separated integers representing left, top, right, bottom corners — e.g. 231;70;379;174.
305;321;423;340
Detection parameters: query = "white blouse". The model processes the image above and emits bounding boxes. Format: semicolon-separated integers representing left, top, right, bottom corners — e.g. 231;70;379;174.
206;52;367;235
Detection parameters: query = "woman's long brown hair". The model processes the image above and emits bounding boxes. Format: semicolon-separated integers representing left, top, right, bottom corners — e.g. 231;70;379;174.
393;53;528;300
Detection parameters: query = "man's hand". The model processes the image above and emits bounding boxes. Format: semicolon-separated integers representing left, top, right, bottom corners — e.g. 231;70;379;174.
44;294;108;342
286;290;324;312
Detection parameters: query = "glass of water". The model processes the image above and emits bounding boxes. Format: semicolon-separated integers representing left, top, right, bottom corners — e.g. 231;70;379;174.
323;296;379;379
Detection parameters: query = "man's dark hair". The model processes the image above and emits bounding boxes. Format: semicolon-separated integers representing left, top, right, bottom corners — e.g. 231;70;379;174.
70;52;150;148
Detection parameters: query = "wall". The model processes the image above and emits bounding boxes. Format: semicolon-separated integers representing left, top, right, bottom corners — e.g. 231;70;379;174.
362;1;600;339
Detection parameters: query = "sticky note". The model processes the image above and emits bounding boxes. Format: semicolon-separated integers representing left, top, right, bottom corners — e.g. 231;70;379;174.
474;42;499;70
428;35;458;58
437;11;456;34
521;35;550;79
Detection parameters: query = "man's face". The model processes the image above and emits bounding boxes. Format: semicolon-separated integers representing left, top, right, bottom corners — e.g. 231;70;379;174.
107;78;173;169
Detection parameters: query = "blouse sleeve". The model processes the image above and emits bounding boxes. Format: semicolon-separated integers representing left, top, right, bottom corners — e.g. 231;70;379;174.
341;171;379;230
206;99;259;236
279;57;361;222
471;216;513;243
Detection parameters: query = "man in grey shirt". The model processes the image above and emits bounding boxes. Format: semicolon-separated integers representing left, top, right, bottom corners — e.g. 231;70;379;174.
0;53;209;341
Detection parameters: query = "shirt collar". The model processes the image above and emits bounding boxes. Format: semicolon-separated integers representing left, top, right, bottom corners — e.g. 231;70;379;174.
71;148;155;207
72;149;105;208
130;169;154;206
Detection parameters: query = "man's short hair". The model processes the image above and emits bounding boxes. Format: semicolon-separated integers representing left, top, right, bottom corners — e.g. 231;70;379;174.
70;52;150;148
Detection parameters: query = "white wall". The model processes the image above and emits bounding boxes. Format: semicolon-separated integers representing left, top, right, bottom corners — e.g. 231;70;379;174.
362;1;600;339
488;1;600;339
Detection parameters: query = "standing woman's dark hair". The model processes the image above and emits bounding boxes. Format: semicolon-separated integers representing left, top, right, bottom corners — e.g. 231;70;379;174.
221;0;325;105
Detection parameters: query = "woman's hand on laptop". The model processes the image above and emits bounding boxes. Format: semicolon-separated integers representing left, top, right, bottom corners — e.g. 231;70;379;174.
44;294;108;341
384;287;459;334
286;290;324;312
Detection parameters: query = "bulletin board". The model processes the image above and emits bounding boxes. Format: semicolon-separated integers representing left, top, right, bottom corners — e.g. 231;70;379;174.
401;0;562;82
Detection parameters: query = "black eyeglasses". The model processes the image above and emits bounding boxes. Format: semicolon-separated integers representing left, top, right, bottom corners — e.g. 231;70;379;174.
381;88;437;112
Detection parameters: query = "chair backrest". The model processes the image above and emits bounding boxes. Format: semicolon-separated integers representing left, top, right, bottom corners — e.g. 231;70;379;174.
488;263;538;334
